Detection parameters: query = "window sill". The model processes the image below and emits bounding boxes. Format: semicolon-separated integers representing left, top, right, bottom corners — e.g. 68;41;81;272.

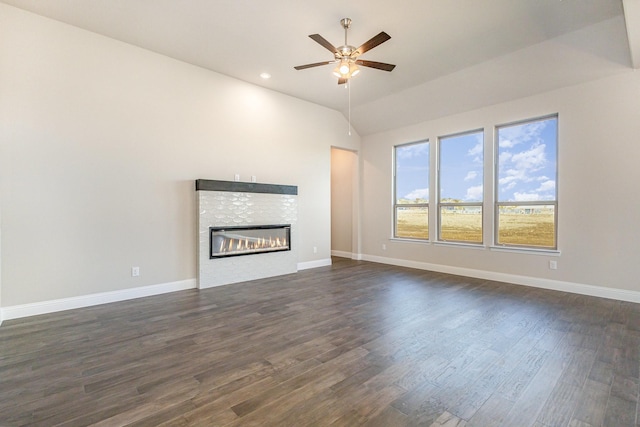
489;245;561;256
389;237;431;245
433;241;486;250
388;238;561;256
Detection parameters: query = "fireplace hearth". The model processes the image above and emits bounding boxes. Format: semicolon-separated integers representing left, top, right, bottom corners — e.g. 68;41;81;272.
210;224;291;258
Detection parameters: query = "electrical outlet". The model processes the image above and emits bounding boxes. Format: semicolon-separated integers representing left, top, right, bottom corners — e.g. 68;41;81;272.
313;246;317;254
234;174;240;182
382;244;387;250
549;260;557;270
251;175;257;183
131;266;140;277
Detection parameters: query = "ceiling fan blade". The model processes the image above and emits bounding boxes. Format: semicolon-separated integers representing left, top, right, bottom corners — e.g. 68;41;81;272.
354;32;391;56
355;59;396;72
294;61;334;70
309;34;339;54
337;78;348;85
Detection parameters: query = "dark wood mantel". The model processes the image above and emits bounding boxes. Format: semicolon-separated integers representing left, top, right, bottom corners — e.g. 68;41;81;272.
195;179;297;195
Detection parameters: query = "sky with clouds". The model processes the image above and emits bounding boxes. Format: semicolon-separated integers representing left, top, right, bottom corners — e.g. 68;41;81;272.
439;131;483;201
395;116;556;204
396;141;429;203
498;117;557;202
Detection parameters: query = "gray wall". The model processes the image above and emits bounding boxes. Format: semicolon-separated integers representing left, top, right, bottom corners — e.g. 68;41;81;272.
360;70;640;297
0;4;360;307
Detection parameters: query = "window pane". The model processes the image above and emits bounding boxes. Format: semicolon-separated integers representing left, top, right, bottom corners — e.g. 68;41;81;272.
395;142;429;204
497;205;556;248
396;206;428;239
497;117;557;202
439;131;483;203
438;130;483;244
439;206;482;243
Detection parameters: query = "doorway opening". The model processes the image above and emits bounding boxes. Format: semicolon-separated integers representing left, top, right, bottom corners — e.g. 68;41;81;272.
331;147;359;259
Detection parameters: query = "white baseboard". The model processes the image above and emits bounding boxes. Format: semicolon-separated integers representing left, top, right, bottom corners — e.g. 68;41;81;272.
331;251;363;261
7;254;634;322
1;279;197;321
0;260;329;322
362;254;640;304
331;250;352;258
297;258;332;270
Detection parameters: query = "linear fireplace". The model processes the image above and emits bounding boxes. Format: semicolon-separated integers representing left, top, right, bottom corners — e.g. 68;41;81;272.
196;179;298;289
210;224;291;258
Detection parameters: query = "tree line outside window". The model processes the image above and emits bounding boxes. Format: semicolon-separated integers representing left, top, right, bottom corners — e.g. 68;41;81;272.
393;114;558;250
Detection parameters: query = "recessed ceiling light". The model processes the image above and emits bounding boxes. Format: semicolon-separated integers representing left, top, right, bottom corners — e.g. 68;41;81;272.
260;72;271;79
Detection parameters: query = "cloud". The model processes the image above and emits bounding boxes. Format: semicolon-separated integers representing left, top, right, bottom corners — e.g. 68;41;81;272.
514;192;542;201
498;144;548;196
498;119;555;202
500;167;533;185
465;185;483;201
500;138;517;148
498;176;518;191
467;139;483;164
464;171;477;181
397;142;428;159
499;152;513;163
536;180;555;192
511;142;546;171
468;141;483;156
405;188;429;200
498;120;548;148
504;182;516;190
499;175;516;185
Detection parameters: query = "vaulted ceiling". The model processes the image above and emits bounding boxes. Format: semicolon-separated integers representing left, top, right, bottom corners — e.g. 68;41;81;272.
2;0;638;135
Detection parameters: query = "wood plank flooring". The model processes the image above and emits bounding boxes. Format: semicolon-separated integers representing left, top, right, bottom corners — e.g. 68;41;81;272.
1;257;639;426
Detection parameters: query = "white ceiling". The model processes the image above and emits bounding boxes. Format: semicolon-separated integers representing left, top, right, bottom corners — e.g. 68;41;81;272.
2;0;638;135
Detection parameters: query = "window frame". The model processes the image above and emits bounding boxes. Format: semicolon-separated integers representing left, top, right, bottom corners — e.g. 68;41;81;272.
494;114;559;250
437;129;484;244
393;140;430;240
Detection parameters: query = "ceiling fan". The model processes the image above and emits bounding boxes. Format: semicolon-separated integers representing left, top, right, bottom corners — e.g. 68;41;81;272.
294;18;396;84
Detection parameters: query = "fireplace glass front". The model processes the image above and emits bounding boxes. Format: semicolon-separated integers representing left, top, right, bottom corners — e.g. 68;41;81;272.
210;224;291;259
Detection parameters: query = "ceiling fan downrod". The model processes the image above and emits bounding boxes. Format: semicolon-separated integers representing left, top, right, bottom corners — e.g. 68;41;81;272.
338;18;355;58
341;18;352;45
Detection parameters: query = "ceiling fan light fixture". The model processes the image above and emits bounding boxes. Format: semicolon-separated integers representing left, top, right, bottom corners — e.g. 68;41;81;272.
333;60;350;78
333;61;359;79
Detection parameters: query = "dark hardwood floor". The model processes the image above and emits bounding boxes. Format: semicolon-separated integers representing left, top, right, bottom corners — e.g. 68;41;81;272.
1;257;639;426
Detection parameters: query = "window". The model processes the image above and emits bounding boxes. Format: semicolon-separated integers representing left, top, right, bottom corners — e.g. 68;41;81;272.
496;115;558;249
438;130;484;243
394;141;429;239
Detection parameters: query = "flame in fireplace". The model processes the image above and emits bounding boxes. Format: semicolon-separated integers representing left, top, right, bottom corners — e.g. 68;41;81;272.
218;235;288;254
210;225;291;259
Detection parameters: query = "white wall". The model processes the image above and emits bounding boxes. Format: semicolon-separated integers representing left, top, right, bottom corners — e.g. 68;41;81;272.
361;70;640;297
0;4;360;308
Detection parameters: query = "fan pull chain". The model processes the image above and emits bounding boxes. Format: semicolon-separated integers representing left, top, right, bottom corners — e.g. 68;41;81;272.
348;80;352;136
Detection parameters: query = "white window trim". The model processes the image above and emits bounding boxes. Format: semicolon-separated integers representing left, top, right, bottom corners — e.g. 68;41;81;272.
437;129;484;245
494;114;559;250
